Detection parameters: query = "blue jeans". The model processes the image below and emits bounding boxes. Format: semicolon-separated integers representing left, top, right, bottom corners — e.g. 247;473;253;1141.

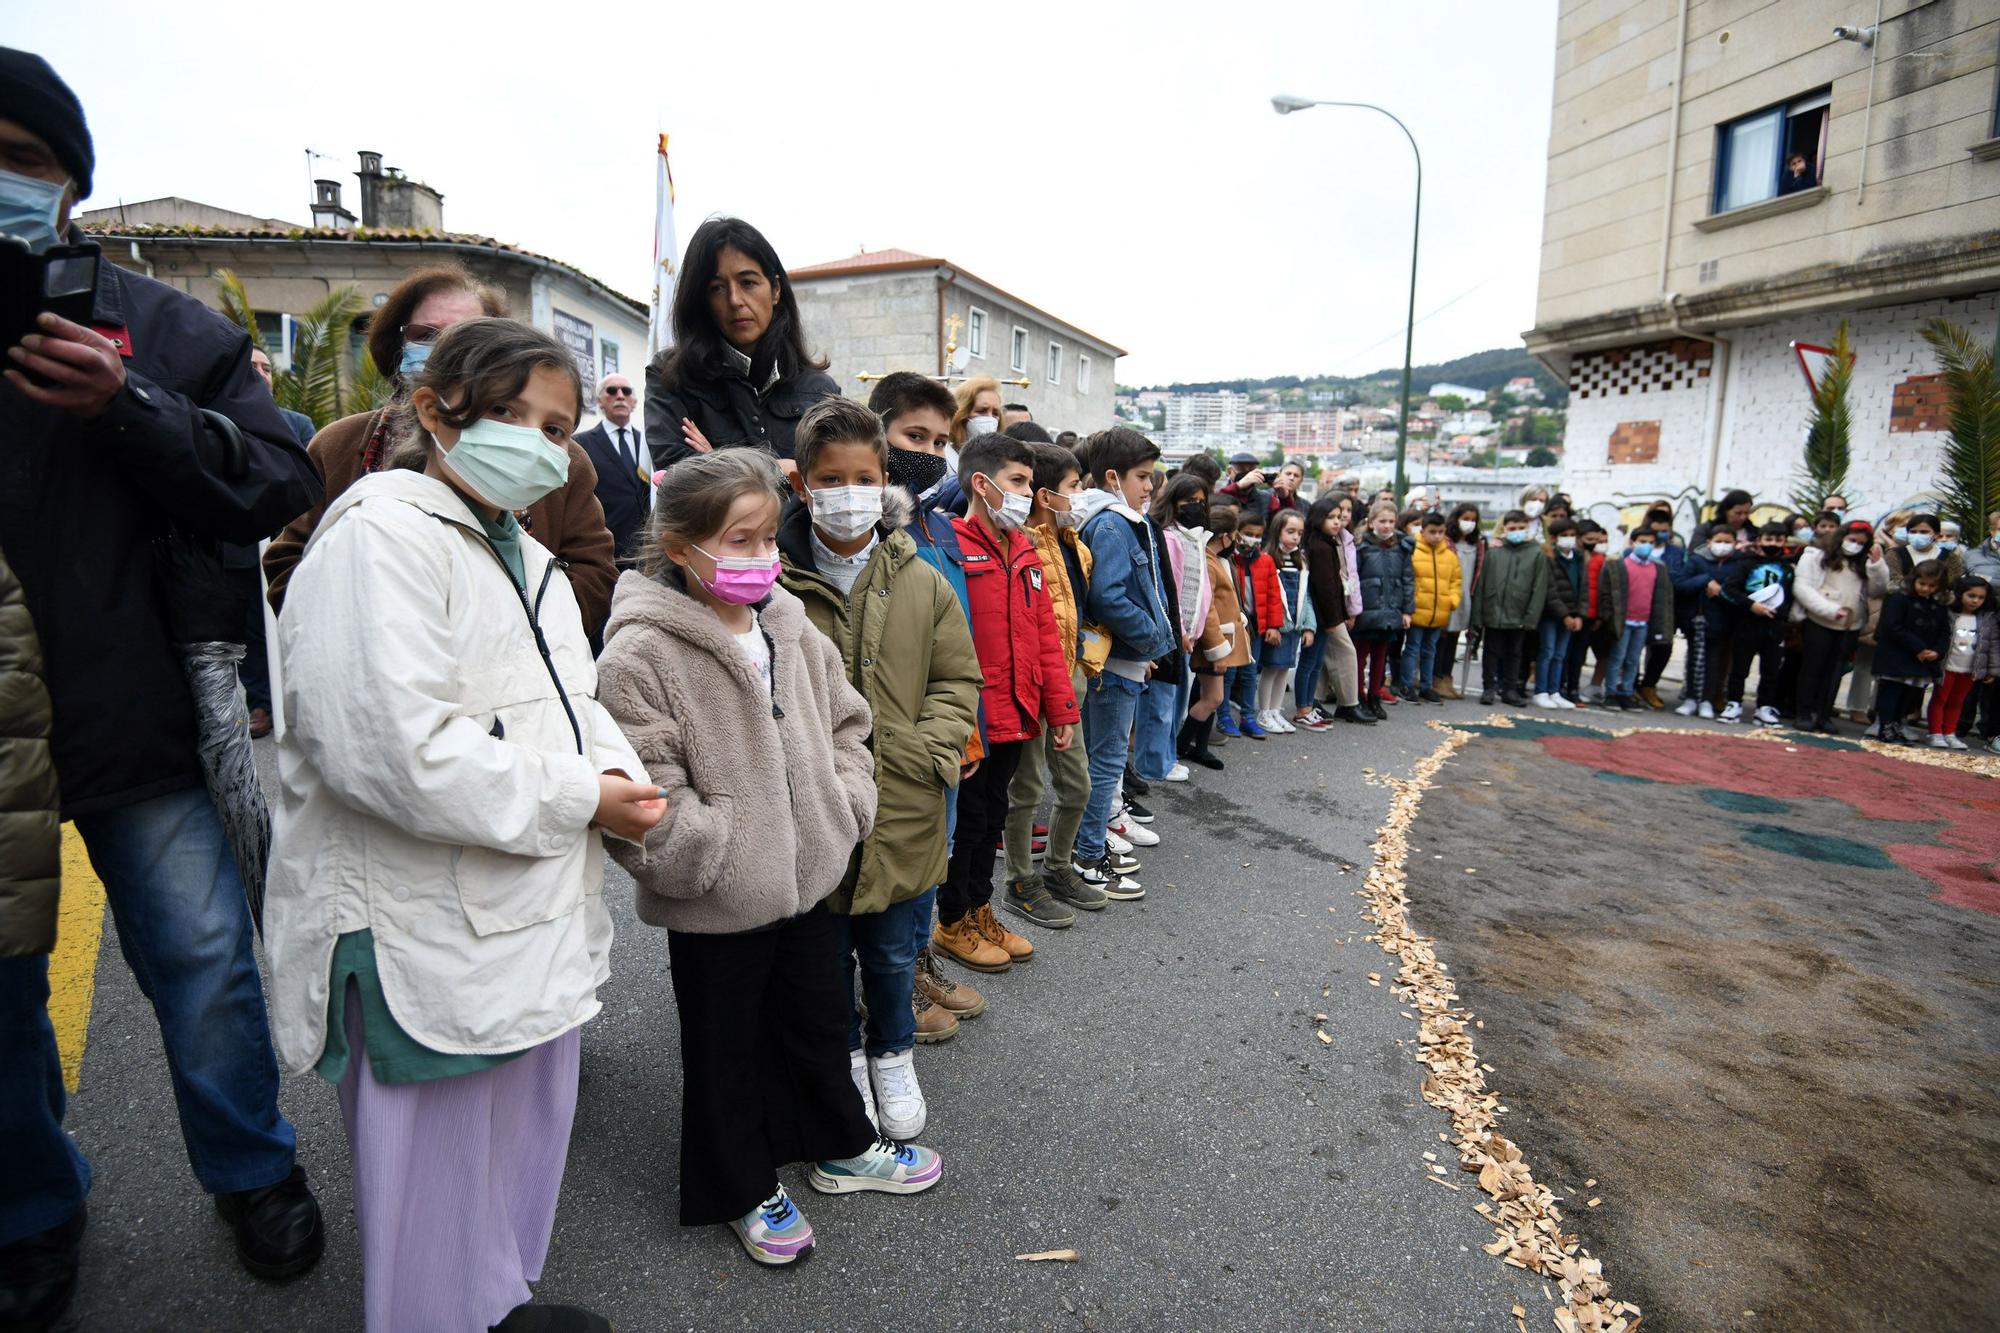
1133;674;1186;782
1535;619;1572;696
835;888;932;1057
1294;632;1328;713
71;787;296;1195
1075;673;1144;863
911;788;958;956
1398;626;1443;691
1605;622;1649;696
0;956;91;1245
1223;664;1258;721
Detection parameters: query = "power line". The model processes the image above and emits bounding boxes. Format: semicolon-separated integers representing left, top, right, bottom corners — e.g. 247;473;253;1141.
1324;276;1499;374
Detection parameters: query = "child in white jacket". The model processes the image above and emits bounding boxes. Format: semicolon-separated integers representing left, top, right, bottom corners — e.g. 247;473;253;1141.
267;319;663;1333
1791;519;1891;734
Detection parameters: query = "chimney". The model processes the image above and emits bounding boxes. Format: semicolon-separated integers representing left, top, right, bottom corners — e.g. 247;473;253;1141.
310;178;355;229
356;151;383;227
354;149;443;233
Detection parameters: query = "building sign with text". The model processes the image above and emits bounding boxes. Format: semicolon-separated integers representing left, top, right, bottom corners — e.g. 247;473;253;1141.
552;309;597;399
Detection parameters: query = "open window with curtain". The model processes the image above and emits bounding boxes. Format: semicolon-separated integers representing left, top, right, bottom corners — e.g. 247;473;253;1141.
1713;87;1830;213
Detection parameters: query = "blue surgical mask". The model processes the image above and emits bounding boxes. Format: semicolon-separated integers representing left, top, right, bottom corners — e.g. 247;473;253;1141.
0;167;67;255
433;418;571;513
1630;545;1654;562
399;340;434;377
1503;529;1530;545
1939;539;1959;553
1909;533;1936;552
1893;525;1909;543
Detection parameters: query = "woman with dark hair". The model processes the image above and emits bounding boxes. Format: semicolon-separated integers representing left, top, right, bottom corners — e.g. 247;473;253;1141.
644;216;838;472
1692;488;1755;546
261;263;620;635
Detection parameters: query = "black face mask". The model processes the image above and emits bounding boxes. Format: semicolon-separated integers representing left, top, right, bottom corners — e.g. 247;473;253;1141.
885;447;948;496
1177;501;1209;529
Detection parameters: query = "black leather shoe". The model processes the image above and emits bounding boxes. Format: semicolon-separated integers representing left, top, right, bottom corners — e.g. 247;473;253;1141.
491;1303;613;1333
215;1165;323;1281
0;1205;85;1333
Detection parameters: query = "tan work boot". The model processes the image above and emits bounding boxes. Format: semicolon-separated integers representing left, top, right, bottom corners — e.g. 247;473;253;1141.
1433;678;1460;700
916;946;985;1017
972;902;1034;963
933;916;1011;973
1639;685;1665;710
913;984;959;1043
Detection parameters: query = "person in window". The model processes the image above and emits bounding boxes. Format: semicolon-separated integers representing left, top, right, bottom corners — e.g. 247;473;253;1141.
1779;150;1815;195
643;216;839;477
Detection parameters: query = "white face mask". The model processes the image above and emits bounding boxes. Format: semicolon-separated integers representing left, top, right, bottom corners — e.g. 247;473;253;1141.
1523;500;1546;519
965;415;999;438
1841;539;1865;556
1458;518;1477;535
1710;541;1735;559
1556;536;1577;553
807;484;884;542
1045;494;1082;530
977;476;1033;531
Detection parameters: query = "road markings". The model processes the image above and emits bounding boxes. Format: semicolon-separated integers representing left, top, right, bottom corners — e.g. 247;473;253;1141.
48;824;106;1094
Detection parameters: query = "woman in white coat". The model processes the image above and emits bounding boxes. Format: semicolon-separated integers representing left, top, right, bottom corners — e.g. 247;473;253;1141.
266;318;664;1333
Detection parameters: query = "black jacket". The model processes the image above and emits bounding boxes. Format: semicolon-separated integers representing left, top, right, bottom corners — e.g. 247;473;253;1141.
0;255;322;817
574;421;651;557
644;357;839;468
1874;591;1951;681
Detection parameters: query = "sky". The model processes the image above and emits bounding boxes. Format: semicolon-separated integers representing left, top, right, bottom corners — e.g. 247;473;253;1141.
11;1;1558;388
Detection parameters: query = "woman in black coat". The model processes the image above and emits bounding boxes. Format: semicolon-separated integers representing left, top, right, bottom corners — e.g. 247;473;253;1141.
644;216;839;473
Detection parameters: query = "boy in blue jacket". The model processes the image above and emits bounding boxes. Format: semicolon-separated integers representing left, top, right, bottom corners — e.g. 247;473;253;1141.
1072;428;1174;895
1673;526;1739;717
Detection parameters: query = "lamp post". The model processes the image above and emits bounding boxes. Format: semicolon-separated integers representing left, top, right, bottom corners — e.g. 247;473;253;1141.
1272;94;1421;504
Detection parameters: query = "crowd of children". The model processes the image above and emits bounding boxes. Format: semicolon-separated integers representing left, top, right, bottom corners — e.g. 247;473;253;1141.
260;314;1999;1329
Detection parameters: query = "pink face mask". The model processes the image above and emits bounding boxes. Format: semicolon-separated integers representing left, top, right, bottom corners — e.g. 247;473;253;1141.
690;545;780;605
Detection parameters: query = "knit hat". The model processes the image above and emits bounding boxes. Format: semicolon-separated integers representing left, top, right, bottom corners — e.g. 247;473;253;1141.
0;49;93;198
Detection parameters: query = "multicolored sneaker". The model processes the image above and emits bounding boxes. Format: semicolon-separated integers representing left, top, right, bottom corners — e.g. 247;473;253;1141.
808;1134;944;1196
729;1186;814;1265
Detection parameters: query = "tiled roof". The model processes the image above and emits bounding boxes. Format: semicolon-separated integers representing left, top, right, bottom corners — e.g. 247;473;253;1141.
789;247;1125;356
78;222;646;314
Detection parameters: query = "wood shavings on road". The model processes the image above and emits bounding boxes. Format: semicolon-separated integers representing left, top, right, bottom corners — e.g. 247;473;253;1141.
1356;718;1643;1333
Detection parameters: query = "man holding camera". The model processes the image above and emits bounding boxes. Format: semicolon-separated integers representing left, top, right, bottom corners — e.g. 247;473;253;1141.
0;49;326;1329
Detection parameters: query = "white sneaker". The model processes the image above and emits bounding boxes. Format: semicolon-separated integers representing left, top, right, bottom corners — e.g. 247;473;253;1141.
1274;712;1298;734
1164;761;1191;780
1698;702;1716;720
1674;698;1699;717
869;1049;927;1140
1531;692;1554;709
1719;701;1743;723
1105;827;1133;856
1109;815;1159;847
1947;734;1969;750
1553;694;1577;709
1928;733;1951;749
849;1048;877;1130
1755;705;1782;726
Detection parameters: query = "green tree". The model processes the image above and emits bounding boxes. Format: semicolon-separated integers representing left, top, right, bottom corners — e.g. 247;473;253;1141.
1435;393;1467;413
1921;317;2000;536
1526;446;1558;468
1790;320;1854;516
217;270;388;430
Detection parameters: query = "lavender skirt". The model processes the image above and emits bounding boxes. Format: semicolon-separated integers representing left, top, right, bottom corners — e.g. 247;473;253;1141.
335;987;582;1332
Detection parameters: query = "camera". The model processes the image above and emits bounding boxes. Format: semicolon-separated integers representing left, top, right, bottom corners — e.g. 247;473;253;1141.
1831;24;1875;45
0;236;100;353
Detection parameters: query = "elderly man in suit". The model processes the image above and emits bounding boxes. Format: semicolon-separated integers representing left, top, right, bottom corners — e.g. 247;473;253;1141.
574;372;651;558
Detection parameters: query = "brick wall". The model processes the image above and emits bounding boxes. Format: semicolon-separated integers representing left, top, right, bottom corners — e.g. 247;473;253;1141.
1890;374;1952;434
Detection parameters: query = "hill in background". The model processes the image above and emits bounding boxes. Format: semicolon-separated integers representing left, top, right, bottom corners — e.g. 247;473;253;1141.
1124;345;1566;406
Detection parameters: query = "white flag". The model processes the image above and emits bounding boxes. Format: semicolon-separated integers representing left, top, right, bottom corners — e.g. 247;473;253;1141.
648;133;678;360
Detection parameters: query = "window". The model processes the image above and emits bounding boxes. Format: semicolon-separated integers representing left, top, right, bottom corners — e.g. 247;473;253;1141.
1713;88;1829;213
601;338;620;376
1079;353;1093;394
1047;341;1063;385
967;307;986;358
1010;326;1027;372
255;311;289;368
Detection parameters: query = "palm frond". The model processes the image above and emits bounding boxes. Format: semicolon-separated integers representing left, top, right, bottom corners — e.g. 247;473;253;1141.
211;269;267;355
1791;320;1852;515
346;341;395;416
282;285;366;428
1922;318;2000;536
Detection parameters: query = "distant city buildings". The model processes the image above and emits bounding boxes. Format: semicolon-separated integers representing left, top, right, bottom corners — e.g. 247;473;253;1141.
1427;381;1487;404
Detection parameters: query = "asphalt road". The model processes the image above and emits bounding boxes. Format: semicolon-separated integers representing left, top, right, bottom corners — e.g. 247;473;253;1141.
52;695;1555;1331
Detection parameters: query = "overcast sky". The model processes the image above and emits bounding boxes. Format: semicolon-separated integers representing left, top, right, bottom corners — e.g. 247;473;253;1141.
15;1;1557;387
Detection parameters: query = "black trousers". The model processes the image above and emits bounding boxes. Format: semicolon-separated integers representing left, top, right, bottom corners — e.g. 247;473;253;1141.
1640;637;1673;689
1725;616;1785;707
1794;622;1854;725
665;904;876;1226
1481;628;1528;692
1959;677;2000;739
940;738;1025;925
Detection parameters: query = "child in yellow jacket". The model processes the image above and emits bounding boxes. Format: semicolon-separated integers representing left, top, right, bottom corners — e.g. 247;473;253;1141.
1400;511;1463;702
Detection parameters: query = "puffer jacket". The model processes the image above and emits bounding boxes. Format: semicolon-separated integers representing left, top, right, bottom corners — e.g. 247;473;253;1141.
1353;532;1416;636
265;469;646;1070
1024;517;1095;677
645;354;840;467
0;550;59;959
1874;591;1952;680
1410;539;1463;630
1229;545;1284;636
951;516;1081;744
778;492;981;914
1207;549;1252;669
1473;539;1550;630
903;487;984;764
598;571;876;933
1543;546;1586;621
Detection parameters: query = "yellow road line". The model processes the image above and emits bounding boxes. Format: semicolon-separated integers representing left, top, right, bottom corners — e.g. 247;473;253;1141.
48;824;106;1094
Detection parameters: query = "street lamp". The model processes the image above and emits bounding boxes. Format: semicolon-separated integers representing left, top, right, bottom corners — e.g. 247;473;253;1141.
1272;94;1422;504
